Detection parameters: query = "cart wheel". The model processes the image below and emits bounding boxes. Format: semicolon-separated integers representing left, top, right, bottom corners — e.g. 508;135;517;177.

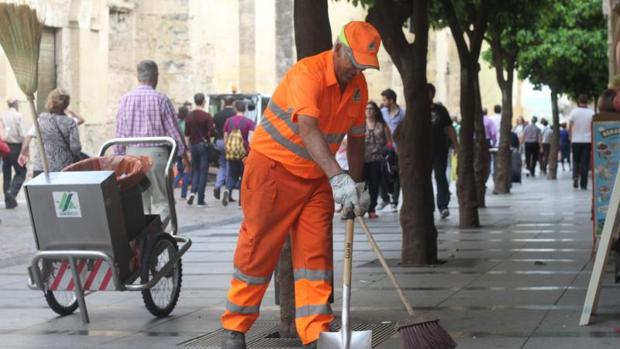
141;233;182;317
43;260;78;316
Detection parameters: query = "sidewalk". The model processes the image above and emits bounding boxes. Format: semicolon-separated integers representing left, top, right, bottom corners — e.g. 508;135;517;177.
0;172;619;348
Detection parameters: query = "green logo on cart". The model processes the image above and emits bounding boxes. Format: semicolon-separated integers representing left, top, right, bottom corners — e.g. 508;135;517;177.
53;192;82;218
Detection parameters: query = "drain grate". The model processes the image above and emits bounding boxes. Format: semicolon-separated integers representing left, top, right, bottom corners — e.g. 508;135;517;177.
180;320;396;348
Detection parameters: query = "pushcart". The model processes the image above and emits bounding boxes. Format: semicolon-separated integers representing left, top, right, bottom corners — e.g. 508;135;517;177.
25;137;192;323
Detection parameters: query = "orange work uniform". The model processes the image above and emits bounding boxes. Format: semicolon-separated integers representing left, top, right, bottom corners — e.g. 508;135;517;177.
221;49;368;345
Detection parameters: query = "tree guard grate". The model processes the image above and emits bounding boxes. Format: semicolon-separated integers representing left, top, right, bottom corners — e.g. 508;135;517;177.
179;320;396;348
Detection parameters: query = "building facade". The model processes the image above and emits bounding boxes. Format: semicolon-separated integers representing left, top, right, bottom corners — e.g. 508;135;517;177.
0;0;523;152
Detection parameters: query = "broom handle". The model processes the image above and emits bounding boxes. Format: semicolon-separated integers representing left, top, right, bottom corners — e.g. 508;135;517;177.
356;216;416;316
27;96;49;174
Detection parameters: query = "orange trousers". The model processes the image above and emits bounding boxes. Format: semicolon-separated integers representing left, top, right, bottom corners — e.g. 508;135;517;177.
221;151;334;345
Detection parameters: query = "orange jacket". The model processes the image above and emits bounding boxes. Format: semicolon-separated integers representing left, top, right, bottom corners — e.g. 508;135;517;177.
251;50;367;179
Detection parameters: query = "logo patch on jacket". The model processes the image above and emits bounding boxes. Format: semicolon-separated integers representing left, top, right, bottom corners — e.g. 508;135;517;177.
353;89;361;102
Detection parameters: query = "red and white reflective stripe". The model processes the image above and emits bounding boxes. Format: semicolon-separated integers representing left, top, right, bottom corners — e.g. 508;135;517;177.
48;259;116;291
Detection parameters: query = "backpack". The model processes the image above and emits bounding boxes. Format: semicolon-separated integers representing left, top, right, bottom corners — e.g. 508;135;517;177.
225;118;247;160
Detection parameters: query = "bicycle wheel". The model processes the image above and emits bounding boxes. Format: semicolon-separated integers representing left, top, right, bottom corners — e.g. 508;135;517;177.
43;260;78;316
141;233;182;317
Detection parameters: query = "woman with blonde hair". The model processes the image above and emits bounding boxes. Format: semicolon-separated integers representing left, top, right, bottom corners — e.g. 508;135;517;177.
19;88;83;176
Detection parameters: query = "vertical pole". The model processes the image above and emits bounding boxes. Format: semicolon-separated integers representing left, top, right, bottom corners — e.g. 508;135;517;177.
68;257;89;323
27;95;49;174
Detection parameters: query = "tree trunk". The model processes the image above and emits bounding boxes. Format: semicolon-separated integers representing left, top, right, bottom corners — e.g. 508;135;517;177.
275;0;333;337
457;61;481;227
294;0;332;59
473;76;489;208
547;90;560;180
367;0;439;264
494;78;514;194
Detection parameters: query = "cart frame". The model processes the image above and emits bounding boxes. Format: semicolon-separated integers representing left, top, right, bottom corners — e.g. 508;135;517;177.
27;137;192;323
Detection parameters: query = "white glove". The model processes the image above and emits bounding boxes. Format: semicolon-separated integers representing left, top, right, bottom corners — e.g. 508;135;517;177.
329;173;358;213
354;182;370;217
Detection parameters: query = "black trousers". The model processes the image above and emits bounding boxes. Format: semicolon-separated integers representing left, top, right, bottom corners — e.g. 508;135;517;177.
3;143;26;201
572;142;591;189
541;143;551;174
433;151;450;211
524;142;540;176
364;160;383;213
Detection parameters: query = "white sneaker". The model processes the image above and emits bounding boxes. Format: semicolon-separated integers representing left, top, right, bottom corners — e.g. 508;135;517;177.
440;208;450;219
221;189;229;207
390;204;398;212
376;201;388;211
381;204;394;213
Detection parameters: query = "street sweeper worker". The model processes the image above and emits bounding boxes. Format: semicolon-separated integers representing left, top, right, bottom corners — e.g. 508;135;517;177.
220;21;381;349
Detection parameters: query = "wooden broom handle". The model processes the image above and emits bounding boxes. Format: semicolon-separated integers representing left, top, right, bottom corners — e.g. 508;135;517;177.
356;216;416;316
27;95;49;174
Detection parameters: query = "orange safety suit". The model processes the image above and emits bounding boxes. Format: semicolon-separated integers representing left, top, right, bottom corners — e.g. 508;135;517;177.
221;49;368;345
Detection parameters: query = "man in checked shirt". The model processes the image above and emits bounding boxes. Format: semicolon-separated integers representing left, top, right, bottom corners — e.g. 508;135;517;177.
115;60;190;226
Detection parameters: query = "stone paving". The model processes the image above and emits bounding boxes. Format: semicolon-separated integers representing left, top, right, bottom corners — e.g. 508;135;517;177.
0;171;619;348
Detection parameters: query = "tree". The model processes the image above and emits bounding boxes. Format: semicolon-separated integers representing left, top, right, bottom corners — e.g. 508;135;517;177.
275;0;333;339
360;0;439;264
482;0;548;194
518;0;607;180
433;0;489;227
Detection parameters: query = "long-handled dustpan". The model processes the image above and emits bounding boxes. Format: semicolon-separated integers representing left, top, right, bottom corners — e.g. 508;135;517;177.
318;215;372;349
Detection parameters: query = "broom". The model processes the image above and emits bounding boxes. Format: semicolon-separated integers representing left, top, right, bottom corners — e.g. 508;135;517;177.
356;217;457;349
0;3;49;174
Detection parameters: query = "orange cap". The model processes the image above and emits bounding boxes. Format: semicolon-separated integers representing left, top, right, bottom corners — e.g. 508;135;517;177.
338;21;381;70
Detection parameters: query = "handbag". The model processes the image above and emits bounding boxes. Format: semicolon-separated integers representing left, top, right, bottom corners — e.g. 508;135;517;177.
0;139;10;157
50;115;88;163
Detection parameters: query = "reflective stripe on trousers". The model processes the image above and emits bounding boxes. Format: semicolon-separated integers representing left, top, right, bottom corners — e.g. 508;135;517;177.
221;151;334;345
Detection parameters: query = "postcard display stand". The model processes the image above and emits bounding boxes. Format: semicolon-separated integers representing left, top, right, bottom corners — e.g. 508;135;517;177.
580;112;620;325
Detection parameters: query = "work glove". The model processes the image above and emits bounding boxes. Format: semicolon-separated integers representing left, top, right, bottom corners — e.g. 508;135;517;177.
354;182;370;217
329;173;358;215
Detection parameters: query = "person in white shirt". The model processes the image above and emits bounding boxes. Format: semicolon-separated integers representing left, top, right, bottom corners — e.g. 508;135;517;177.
0;98;26;209
568;94;594;190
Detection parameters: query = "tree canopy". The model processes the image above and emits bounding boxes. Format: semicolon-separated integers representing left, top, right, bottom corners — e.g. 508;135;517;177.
517;0;607;100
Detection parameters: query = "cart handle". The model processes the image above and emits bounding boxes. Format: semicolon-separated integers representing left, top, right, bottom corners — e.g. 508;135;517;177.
28;236;192;292
98;137;178;236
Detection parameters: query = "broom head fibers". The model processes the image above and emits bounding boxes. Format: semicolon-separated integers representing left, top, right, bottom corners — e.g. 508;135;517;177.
396;313;457;349
0;3;43;96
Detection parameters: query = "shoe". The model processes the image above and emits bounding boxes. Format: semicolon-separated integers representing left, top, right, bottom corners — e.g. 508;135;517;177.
5;197;17;209
573;179;578;188
187;193;195;205
214;187;220;200
303;341;317;349
440;208;450;219
390;204;398;212
335;204;343;213
376;201;388;211
229;196;236;203
368;212;379;219
222;189;229;207
381;204;394;213
221;329;246;349
197;202;207;208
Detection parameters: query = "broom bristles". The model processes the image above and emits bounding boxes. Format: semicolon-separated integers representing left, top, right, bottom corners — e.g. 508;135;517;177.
397;319;457;349
0;3;43;96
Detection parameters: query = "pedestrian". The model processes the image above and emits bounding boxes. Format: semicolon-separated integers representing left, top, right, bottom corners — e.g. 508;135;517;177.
220;21;378;349
185;93;215;207
429;83;459;219
19;89;82;177
115;60;190;225
540;118;552;175
222;100;255;206
380;88;405;212
213;96;235;200
490;104;502;136
559;122;571;171
488;105;501;176
1;98;26;208
521;116;542;177
174;105;190;199
364;101;392;219
569;94;593;189
483;108;498;182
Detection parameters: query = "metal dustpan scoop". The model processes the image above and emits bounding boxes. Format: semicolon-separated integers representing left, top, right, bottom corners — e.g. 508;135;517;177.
318;217;372;349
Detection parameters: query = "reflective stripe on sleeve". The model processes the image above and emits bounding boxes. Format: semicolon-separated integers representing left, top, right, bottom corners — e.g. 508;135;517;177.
293;269;333;282
295;304;333;318
260;114;312;160
226;300;260;314
233;268;272;285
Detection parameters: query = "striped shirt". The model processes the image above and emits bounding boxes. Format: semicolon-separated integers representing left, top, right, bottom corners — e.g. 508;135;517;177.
115;84;186;155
